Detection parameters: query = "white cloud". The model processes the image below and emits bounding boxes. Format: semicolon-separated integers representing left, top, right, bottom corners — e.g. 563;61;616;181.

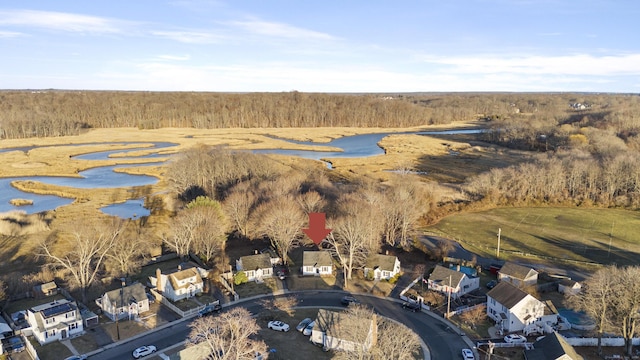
157;54;191;61
422;53;640;76
150;30;225;43
0;30;24;37
0;9;125;33
226;18;334;40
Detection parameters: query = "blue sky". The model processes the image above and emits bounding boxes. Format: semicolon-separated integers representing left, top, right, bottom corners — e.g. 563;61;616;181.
1;0;639;92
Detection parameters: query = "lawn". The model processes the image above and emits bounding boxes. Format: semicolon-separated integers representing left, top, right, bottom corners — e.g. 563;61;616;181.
426;207;640;267
4;294;67;315
102;320;148;341
234;278;280;298
30;337;74;360
287;275;337;291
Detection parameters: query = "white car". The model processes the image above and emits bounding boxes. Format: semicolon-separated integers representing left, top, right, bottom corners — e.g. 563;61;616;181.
461;348;475;360
504;334;527;343
132;345;157;359
267;320;290;332
302;321;315;336
296;318;313;332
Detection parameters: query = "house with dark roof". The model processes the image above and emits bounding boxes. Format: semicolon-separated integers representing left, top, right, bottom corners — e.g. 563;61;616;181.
149;265;206;301
558;279;581;296
426;265;480;299
302;251;333;276
26;299;84;345
486;281;557;334
525;332;583;360
310;309;377;352
236;253;273;282
364;254;401;280
498;262;539;288
95;282;149;321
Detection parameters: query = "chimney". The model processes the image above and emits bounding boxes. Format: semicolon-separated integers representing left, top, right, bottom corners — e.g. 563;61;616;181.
255;249;258;255
178;264;182;271
457;264;461;271
156;268;163;292
385;250;389;255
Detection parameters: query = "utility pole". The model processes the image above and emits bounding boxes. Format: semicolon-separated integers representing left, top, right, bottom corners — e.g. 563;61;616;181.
496;228;502;258
446;274;452;319
608;221;615;258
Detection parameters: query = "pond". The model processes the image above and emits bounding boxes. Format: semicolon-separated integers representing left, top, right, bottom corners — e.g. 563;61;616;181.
1;128;483;217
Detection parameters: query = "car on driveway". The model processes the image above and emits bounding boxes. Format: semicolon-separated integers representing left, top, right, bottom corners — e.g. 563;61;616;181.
198;302;222;317
296;318;313;332
267;320;290;332
461;348;475;359
132;345;157;359
302;321;315;336
486;280;497;289
402;301;421;312
341;296;359;306
504;334;527;343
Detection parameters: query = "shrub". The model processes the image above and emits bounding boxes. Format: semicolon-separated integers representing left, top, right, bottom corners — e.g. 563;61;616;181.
234;271;248;285
388;273;401;284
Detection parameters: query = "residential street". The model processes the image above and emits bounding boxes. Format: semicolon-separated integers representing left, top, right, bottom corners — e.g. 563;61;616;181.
86;291;473;360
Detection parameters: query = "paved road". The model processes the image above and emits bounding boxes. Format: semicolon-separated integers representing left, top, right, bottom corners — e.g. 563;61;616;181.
87;291;472;360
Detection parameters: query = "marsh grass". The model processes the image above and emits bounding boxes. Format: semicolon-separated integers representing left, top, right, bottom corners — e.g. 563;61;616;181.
427;207;640;267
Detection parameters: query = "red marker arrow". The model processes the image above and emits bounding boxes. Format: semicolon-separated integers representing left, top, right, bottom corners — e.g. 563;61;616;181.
303;212;332;245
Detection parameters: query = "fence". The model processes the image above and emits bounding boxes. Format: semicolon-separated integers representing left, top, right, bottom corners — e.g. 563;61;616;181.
149;288;204;318
219;272;239;301
399;276;429;310
565;337;640;347
445;302;487;318
23;335;40;360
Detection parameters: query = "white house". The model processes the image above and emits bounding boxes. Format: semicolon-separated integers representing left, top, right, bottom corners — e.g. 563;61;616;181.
26;299;84;345
236;253;273;282
557;279;582;296
364;254;401;280
95;283;149;321
498;262;539;288
302;251;333;276
487;282;557;334
524;332;583;360
149;266;204;302
426;265;480;299
310;309;377;352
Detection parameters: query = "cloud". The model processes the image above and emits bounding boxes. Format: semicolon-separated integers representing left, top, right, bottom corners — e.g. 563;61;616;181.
422;53;640;76
157;54;191;61
226;18;334;40
150;30;225;43
0;30;24;37
0;9;125;33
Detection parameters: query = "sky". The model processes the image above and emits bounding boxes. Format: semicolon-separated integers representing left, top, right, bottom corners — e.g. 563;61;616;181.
1;0;639;93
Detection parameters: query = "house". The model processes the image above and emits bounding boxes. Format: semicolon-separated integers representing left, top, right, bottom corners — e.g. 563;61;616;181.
33;281;58;298
426;265;480;299
486;282;557;334
236;253;274;282
0;318;12;339
310;309;377;352
95;282;149;321
302;251;333;276
524;332;583;360
149;266;205;302
498;262;539;288
26;299;84;345
558;279;581;296
364;254;401;280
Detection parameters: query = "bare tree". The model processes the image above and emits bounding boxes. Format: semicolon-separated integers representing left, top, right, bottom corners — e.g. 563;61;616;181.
259;295;298;320
459;304;487;330
38;222;119;303
374;319;421;360
105;219;147;278
223;182;256;238
187;197;229;265
296;190;325;214
187;307;267;360
252;196;305;265
566;266;615;355
334;304;378;360
610;266;640;355
324;194;382;288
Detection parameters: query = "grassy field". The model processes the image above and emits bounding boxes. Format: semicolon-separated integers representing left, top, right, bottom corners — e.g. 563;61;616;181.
426;207;640;267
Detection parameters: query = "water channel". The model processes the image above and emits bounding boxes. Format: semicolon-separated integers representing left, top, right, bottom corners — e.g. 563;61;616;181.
0;128;482;217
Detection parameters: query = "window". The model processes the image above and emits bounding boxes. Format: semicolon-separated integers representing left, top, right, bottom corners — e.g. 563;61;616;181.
69;322;78;331
45;318;54;324
322;266;330;273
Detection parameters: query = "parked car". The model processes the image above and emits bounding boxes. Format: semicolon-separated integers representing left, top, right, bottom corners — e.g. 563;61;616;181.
486;280;497;289
401;301;421;312
198;302;222;317
64;356;87;360
341;296;359;306
267;320;290;332
132;345;157;358
461;348;475;360
504;334;527;343
296;318;313;332
146;292;155;304
302;321;315;336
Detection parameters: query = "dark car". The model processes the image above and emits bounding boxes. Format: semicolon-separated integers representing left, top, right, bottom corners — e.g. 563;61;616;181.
486;280;497;289
341;296;359;306
401;302;421;312
198;302;222;317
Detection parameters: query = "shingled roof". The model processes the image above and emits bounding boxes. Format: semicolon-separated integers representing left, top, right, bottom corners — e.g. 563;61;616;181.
106;283;147;305
499;262;538;280
525;332;583;360
303;251;333;267
486;281;530;309
365;254;397;272
428;265;467;287
240;253;272;271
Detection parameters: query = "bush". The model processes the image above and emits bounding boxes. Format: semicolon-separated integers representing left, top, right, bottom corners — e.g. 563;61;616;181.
234;271;248;285
388;273;401;284
365;271;374;281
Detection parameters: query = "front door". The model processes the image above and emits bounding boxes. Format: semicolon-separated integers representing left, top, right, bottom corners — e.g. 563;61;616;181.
61;329;67;339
